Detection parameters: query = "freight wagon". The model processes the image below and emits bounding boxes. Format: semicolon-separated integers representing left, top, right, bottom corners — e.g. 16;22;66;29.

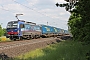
37;25;52;37
64;30;70;35
38;25;63;37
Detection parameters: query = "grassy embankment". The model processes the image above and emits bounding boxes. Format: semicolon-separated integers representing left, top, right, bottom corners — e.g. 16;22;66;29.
13;40;90;60
0;36;11;42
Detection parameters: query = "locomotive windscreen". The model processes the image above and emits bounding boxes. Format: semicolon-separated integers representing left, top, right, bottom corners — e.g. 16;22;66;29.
7;21;18;28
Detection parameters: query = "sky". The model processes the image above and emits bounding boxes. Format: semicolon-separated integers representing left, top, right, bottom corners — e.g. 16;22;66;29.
0;0;70;30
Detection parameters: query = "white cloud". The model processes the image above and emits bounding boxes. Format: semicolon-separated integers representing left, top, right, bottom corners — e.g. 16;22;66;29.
0;0;12;4
59;12;65;15
3;4;23;12
27;0;38;6
53;0;67;3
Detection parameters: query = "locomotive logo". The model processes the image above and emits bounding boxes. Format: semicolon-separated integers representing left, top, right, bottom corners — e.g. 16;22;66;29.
54;28;57;32
45;27;50;31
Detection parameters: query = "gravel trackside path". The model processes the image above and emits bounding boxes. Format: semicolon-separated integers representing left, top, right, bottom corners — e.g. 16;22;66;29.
0;37;61;57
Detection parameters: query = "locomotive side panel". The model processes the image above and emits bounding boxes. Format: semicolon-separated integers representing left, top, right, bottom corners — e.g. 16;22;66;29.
21;24;41;39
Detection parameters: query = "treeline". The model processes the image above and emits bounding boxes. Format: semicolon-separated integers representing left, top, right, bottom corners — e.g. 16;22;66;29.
0;25;6;37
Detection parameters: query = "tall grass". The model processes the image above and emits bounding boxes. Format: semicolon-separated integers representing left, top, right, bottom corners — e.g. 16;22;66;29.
14;40;90;60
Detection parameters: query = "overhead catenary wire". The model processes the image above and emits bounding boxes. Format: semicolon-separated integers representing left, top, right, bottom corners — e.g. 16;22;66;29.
25;0;48;17
0;5;15;13
12;0;55;20
12;0;45;15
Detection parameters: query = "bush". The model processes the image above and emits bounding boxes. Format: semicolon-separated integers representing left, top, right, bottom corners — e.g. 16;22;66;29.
16;41;90;60
0;36;10;42
0;38;1;41
0;25;4;37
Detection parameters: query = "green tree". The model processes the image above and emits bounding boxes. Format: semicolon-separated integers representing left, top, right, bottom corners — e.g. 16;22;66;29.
0;25;4;37
56;0;90;42
3;28;6;36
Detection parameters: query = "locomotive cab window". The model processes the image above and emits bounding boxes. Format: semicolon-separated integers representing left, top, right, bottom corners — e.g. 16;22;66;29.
20;24;25;28
7;21;18;28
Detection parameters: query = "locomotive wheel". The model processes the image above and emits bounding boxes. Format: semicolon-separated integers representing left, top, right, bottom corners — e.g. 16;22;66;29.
35;35;38;39
27;37;31;40
19;36;22;40
10;37;16;41
10;38;13;40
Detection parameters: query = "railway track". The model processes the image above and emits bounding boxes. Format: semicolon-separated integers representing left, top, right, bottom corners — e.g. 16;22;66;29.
0;35;70;51
0;38;57;50
0;37;60;57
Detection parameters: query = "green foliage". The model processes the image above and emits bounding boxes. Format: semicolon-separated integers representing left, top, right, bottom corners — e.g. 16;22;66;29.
58;0;90;42
0;25;6;37
68;0;90;42
3;28;6;33
0;38;1;41
18;49;44;59
0;25;4;37
3;28;6;36
68;12;82;41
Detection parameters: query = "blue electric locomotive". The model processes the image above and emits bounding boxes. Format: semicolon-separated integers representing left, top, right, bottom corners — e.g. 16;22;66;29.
6;20;41;40
6;20;25;40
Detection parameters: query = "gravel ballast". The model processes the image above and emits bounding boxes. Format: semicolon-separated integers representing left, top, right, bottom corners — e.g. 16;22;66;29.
0;37;61;57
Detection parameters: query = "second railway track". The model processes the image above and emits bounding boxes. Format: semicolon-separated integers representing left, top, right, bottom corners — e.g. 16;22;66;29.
0;38;57;50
